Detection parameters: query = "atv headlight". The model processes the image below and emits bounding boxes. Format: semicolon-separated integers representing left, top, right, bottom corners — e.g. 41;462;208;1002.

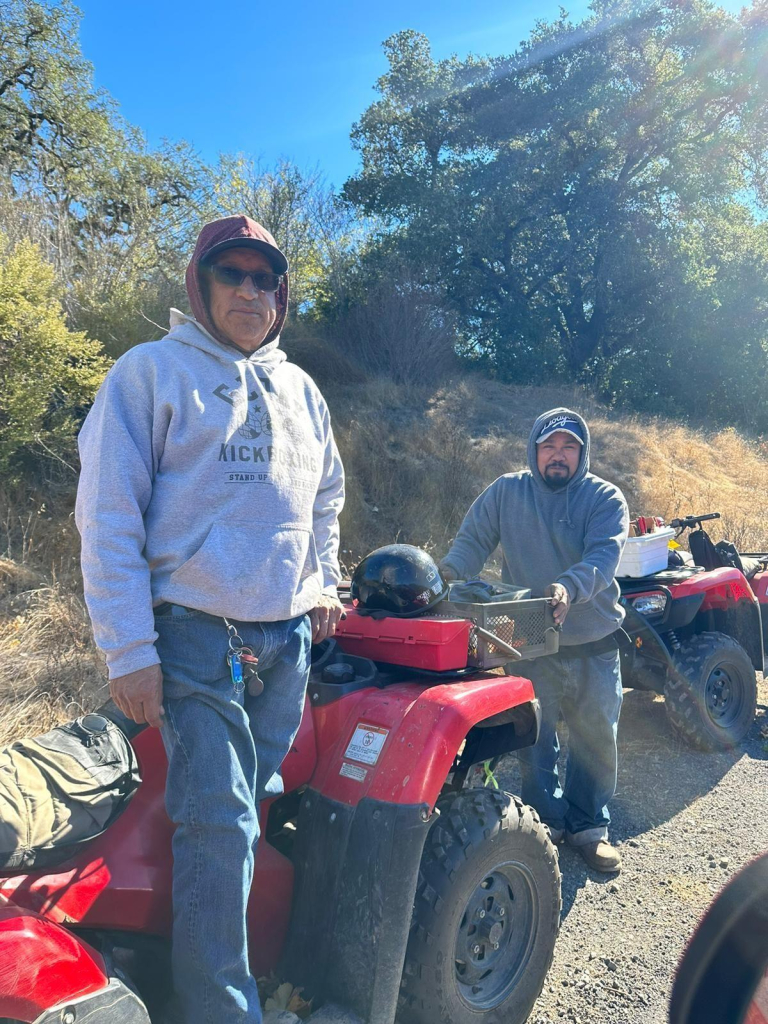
631;592;668;617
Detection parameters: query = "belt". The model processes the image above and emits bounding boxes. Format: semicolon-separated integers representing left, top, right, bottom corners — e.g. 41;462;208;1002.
558;628;632;659
154;602;204;617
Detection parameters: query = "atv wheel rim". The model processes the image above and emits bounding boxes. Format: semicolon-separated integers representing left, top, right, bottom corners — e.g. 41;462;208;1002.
454;862;537;1010
704;664;743;729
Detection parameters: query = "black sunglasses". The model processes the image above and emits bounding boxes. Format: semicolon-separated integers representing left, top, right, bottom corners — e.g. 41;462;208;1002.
206;264;284;293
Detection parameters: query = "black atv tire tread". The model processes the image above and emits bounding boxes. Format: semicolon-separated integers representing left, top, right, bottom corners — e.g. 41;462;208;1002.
398;788;562;1024
665;632;757;751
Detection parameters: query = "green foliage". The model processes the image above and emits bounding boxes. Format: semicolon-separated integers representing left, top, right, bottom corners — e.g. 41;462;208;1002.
0;0;114;193
3;0;768;436
0;3;369;359
0;236;110;474
343;2;768;427
65;134;204;354
0;0;202;216
0;0;205;355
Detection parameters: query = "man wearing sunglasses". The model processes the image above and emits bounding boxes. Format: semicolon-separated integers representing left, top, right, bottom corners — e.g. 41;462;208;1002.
76;215;345;1024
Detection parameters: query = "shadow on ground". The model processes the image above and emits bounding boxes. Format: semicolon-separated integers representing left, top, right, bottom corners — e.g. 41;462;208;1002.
612;688;767;838
496;682;768;919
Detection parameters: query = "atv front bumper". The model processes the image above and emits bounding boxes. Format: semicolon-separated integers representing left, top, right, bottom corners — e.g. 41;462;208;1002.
0;903;150;1024
32;977;150;1024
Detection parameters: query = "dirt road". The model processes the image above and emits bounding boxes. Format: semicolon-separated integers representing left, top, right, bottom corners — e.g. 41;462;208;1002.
496;680;768;1024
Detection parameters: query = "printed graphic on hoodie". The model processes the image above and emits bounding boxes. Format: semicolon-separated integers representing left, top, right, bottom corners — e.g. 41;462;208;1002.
213;379;272;438
211;376;321;486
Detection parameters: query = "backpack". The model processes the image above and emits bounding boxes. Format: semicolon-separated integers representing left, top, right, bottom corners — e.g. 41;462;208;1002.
687;529;758;578
688;528;732;572
0;708;141;871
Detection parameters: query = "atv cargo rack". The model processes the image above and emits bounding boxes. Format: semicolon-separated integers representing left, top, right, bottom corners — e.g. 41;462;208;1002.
335;595;559;672
432;596;559;669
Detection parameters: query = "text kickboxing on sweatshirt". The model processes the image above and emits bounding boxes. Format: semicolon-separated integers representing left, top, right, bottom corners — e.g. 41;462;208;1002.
76;310;345;679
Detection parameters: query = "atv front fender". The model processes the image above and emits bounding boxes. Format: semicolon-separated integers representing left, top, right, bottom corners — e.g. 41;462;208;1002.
0;904;106;1021
0;905;149;1024
285;672;537;1024
309;671;537;808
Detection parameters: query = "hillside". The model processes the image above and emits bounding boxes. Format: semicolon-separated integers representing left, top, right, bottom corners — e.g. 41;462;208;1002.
321;372;768;563
2;370;768;744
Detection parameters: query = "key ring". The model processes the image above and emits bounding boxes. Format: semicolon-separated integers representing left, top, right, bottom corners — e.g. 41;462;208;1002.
223;617;244;653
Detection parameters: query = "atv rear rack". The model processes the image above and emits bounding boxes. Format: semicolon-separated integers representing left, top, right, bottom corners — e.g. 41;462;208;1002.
432;596;559;668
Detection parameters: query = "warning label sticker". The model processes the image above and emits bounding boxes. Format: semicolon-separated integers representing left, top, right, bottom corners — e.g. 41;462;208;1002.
345;724;389;765
339;762;368;783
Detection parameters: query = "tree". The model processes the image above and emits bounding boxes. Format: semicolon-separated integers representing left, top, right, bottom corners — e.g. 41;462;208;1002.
68;138;204;354
0;0;113;193
0;235;109;475
0;1;205;354
343;3;768;424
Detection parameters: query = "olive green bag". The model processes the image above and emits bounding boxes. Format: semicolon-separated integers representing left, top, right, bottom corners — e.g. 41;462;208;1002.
0;707;142;871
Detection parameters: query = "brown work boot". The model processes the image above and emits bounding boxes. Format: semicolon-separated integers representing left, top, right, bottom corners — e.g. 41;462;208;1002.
573;839;622;874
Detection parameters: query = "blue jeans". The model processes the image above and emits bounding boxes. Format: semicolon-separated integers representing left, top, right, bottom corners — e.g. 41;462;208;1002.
154;606;312;1024
516;650;622;844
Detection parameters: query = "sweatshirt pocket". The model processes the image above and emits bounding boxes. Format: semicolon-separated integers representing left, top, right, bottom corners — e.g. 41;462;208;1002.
168;521;320;620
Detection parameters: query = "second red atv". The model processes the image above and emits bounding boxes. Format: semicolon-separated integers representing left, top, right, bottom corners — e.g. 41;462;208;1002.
619;512;762;751
0;591;562;1024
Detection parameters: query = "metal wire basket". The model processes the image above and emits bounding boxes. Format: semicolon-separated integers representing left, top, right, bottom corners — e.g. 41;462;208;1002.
432;597;560;668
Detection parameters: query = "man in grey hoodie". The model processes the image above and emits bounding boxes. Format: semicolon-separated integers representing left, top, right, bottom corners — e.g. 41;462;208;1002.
76;216;345;1024
440;409;628;873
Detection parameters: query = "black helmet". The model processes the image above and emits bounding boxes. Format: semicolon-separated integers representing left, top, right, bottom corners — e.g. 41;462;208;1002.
351;544;449;618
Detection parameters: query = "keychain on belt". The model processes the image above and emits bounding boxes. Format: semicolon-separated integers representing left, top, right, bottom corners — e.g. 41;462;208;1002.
223;618;264;696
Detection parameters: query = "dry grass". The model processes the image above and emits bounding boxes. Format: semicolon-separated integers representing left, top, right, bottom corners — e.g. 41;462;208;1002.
3;375;768;744
0;503;106;747
328;376;768;560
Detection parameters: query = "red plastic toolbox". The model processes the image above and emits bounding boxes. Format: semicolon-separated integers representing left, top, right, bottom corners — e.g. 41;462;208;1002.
335;608;471;671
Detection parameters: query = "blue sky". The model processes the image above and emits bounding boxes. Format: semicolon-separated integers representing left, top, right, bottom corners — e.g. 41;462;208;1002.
75;0;745;190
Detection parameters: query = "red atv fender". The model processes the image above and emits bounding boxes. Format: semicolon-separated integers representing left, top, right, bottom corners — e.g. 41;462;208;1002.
624;565;764;674
672;567;764;665
285;670;540;1024
0;903;148;1023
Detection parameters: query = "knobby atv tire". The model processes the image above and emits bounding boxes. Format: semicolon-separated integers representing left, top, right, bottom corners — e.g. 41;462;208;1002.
398;788;561;1024
665;632;757;751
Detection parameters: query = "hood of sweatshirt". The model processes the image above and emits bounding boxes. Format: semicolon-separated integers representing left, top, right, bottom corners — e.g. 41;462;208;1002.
185;215;289;350
166;309;287;380
527;407;591;492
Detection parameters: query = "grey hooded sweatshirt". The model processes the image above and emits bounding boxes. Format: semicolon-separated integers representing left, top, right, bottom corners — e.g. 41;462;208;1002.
440;409;628;646
76;312;344;680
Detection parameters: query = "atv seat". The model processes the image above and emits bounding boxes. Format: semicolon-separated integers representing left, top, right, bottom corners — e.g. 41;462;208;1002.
618;565;704;591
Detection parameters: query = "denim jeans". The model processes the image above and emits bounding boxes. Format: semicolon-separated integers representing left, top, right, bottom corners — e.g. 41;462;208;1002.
516;649;622;845
154;606;312;1024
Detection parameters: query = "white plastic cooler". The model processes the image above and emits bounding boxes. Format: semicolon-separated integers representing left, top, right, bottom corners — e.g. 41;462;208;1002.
617;527;676;578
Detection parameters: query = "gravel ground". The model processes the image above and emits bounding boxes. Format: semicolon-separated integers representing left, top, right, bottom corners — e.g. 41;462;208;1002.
494;678;768;1024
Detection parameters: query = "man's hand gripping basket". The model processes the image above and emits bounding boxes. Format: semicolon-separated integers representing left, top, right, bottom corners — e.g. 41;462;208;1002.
434;596;560;669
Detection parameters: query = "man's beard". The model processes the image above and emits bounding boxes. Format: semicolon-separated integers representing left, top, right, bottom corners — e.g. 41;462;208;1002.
543;464;572;485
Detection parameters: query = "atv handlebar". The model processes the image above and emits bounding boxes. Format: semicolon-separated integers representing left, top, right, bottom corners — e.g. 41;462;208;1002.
669;512;721;530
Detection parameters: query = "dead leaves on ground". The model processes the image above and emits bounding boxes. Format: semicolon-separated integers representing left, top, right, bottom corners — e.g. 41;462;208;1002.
258;974;313;1019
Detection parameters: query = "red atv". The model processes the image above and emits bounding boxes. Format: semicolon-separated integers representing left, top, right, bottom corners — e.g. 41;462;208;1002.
619;512;762;751
0;593;562;1024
